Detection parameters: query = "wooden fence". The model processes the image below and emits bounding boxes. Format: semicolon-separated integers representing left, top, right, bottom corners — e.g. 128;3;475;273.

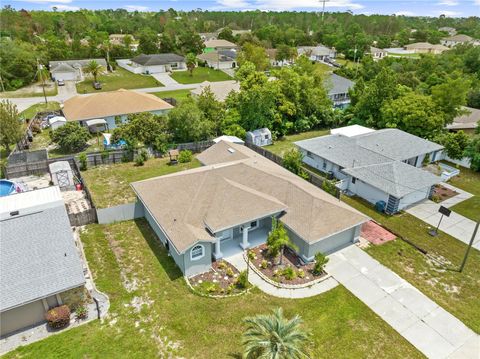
245;142;340;199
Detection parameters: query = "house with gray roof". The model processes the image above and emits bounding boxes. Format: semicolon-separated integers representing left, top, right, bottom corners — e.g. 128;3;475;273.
297;45;336;62
0;187;85;337
131;140;368;277
49;58;107;81
295;126;443;214
323;74;355;109
118;53;186;74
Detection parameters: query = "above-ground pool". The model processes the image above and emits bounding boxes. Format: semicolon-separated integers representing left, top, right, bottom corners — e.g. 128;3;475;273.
0;179;17;197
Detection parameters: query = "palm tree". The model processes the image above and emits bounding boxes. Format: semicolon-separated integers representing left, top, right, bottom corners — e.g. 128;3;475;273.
84;60;104;84
267;218;298;265
243;308;310;359
185;53;197;76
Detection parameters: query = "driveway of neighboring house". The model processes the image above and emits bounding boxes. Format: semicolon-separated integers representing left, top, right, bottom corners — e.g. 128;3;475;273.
326;245;479;359
220;68;235;77
406;183;480;250
151;73;180;87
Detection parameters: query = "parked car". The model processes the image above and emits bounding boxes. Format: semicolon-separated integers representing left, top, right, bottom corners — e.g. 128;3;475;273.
93;82;102;90
57;79;65;86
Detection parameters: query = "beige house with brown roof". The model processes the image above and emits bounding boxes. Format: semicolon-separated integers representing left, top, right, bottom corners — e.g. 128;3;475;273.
62;89;173;131
404;42;449;54
132;141;368;277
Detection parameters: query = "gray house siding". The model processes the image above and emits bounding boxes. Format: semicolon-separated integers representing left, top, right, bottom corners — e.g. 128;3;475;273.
398;187;430;210
348;179;389;206
300;150;348;180
183;242;212;277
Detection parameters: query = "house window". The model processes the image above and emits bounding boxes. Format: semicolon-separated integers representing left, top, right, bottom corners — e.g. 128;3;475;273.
170;62;178;68
307;151;313;158
240;220;258;232
322;162;327;170
352;177;356;184
190;245;204;261
264;134;270;140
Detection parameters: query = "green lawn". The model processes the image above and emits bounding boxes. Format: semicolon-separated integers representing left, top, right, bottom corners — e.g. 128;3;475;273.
170;67;232;84
447;163;480;221
0;83;57;98
19;101;60;120
342;195;480;333
265;129;330;157
152;89;192;103
81;157;201;208
4;219;422;358
76;68;162;94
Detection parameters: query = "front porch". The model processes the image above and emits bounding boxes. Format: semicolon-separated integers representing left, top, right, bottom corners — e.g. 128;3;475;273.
215;227;270;259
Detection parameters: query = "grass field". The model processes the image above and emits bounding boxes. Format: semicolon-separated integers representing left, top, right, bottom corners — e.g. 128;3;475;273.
447;163;480;221
81;157;201;208
0;82;57;98
19;101;61;119
342;195;480;333
265;129;329;157
153;89;191;103
76;68;162;94
170;67;232;84
4;219;422;358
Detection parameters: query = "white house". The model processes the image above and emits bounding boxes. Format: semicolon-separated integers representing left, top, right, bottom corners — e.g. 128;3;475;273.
369;46;388;60
49;58;107;81
117;53;186;74
297;45;336;62
324;74;354;109
295;127;443;214
197;50;237;70
441;34;479;47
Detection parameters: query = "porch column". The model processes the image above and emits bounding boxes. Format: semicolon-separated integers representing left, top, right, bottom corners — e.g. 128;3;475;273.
240;226;250;249
214;238;223;260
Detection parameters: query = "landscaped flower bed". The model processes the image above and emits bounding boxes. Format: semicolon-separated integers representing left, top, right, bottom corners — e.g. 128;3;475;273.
249;244;326;285
188;260;248;296
431;184;459;202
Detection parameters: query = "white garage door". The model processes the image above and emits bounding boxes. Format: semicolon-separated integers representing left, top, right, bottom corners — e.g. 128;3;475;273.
52;71;77;81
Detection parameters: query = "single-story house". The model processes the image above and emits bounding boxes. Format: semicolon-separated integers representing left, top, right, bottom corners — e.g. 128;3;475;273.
331;124;375;137
190;81;240;102
0;186;85;337
197;50;237;69
403;42;449;54
266;49;291;67
62;89;173;130
438;27;457;36
203;39;237;53
324;74;354;109
297;45;336;62
118;53;186;74
131;141;368;276
109;33;135;46
369;46;388;60
295;127;443;214
245;128;272;147
446;107;480;135
49;58;107;81
213;135;244;144
199;32;218;41
440;34;478;47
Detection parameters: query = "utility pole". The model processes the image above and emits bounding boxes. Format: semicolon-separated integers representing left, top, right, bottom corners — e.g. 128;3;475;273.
459;219;479;272
320;0;330;22
36;59;48;105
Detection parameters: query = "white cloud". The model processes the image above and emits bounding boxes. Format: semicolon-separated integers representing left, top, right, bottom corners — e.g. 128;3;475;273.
215;0;252;8
24;0;72;3
50;4;79;10
437;0;459;5
123;5;150;11
214;0;363;10
474;0;480;5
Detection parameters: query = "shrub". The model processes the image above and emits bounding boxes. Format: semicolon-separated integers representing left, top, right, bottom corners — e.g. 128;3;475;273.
283;148;304;176
135;148;149;166
282;266;297;280
261;259;268;269
321;180;337;196
298;269;305;278
50;122;90;153
247;250;256;261
79;153;87;171
313;252;329;275
226;283;235;294
178;150;193;163
75;305;88;320
236;270;249;289
226;267;235;277
101;150;110;162
431;194;441;203
45;305;71;329
197;281;220;294
217;261;227;270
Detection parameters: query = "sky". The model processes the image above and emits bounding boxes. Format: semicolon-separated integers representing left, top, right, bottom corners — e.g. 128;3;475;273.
5;0;480;17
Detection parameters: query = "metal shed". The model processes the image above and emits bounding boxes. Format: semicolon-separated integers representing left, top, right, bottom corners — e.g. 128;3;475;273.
49;161;75;188
245;128;272;147
48;116;67;130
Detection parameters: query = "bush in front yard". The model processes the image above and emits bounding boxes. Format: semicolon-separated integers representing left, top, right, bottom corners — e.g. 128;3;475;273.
236;270;249;289
313;252;329;275
178;150;193;163
45;305;71;329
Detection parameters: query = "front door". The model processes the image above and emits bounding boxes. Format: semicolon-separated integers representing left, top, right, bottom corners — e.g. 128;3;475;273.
218;229;233;242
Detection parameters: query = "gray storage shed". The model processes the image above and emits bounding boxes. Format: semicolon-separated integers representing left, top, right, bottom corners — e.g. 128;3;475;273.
245;128;272;147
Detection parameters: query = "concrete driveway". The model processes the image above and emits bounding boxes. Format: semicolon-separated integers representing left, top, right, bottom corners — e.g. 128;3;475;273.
327;245;479;358
151;73;179;86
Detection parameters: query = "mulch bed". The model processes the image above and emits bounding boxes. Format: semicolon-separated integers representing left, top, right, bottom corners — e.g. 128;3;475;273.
432;184;459;202
189;260;243;295
249;244;325;285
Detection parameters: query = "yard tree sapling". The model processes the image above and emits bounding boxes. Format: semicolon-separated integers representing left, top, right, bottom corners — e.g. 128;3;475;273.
0;100;23;154
267;218;298;265
50;122;90;153
185;53;197;76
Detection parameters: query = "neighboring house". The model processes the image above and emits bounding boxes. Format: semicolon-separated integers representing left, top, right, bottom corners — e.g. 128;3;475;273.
295;126;443;214
203;39;237;53
438;27;457;36
197;50;237;69
131;141;368;276
266;48;291;67
62;89;173;130
297;45;336;62
403;42;449;54
213;135;244;144
118;53;186;74
369;46;388;60
0;187;86;337
245;128;272;147
199;32;218;41
109;33;135;46
446;107;480;135
440;34;479;47
49;58;107;81
324;74;354;109
190;81;240;102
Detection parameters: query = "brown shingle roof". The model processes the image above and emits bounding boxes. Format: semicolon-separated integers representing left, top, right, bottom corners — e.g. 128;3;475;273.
132;142;368;253
62;89;173;121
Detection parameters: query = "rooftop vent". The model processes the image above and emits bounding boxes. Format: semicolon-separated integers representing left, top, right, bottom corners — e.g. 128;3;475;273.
228;148;235;153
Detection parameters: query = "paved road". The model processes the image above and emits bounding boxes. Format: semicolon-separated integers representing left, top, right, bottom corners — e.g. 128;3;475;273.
327;245;479;359
406;183;480;250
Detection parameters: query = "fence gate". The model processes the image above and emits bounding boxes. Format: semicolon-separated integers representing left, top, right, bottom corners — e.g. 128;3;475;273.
56;170;70;187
